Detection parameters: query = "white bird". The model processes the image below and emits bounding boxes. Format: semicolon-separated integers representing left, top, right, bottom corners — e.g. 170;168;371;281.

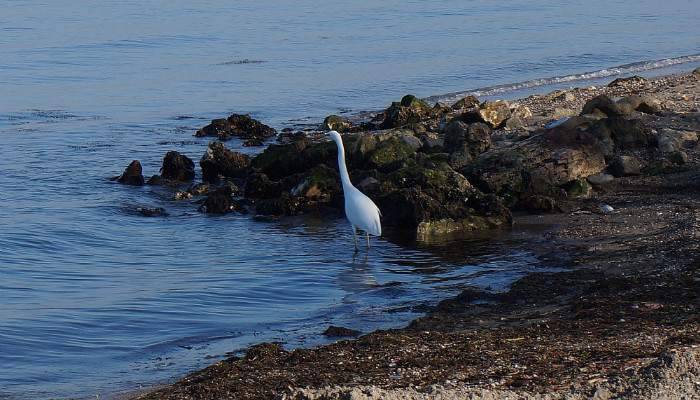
327;130;381;250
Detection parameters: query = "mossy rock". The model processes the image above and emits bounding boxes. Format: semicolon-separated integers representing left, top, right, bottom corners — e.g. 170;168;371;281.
366;136;417;170
400;94;430;110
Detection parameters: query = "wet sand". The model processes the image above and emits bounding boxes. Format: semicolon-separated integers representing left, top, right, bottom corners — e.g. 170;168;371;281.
132;70;700;399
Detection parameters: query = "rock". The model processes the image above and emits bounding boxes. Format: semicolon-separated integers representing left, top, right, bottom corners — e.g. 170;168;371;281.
198;186;242;214
511;105;533;120
322;115;352;132
365;135;417;171
451;95;480;110
245;172;282;199
581;95;625;116
380;95;432;128
694;67;700;77
477;100;511;128
551;107;577;120
443;121;492;156
116;160;145;186
515;195;558;213
657;129;698;152
195;114;276;143
356;176;380;192
399;133;423;151
608;75;647;87
174;191;192;200
667;150;688;165
565;178;593;198
377;161;512;236
636;95;662;114
200;141;251;183
322;326;361;338
418;132;444;152
504;115;525;131
599;204;614;214
136;207;167;217
289;164;340;202
255;193;302;216
609;155;642;177
589;117;651;151
554;91;576;102
587;173;614;187
160;151;195;182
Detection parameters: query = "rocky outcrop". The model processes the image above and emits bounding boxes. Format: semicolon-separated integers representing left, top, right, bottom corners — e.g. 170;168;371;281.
116;160;145;186
195;114;276;145
198;185;244;214
160;151;195;182
200;141;250;183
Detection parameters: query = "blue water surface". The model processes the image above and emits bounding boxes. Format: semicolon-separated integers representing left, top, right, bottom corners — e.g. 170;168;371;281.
1;1;699;398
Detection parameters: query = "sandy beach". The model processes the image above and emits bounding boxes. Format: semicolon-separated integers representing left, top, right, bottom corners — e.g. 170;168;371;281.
125;70;700;399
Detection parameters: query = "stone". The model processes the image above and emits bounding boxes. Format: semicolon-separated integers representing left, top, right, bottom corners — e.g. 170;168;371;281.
504;115;525;131
443;121;492;156
322;115;352;132
198;186;242;214
195;113;276;143
609;155;642;177
289;164;340;202
116;160;145;186
160;151;195;182
451;95;480;110
581;95;625;116
511;105;533;120
322;326;361;338
380;95;432;128
555;91;576;102
551;107;577;120
608;75;647;87
477;100;511;128
200;141;251;183
587;173;614;187
365;135;417;171
667;150;688;165
694;67;700;77
515;195;558;213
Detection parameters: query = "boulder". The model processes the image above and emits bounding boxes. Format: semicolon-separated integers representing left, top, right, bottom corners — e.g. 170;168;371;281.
195;114;276;144
289;164;340;202
443;121;492;155
380;95;432;129
200;141;251;183
322;326;361;338
565;178;593;198
160;151;195;182
515;195;558;213
609;155;642;177
451;95;480;110
116;160;145;186
322;115;352;132
477;100;511;128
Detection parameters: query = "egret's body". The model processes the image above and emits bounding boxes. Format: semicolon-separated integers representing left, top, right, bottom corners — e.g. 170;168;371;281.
327;131;381;249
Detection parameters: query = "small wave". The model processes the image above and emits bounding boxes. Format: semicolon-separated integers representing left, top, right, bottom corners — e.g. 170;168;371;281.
426;53;700;104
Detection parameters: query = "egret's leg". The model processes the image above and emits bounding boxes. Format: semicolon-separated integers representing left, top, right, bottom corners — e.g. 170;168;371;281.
352;225;358;251
366;232;371;248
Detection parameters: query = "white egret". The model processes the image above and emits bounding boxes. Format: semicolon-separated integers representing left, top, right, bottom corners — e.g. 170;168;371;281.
327;130;381;250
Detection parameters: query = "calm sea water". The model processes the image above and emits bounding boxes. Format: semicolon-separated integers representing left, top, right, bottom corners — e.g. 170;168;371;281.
1;1;699;399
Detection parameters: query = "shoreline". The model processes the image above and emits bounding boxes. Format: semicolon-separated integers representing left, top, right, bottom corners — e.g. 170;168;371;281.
130;69;700;399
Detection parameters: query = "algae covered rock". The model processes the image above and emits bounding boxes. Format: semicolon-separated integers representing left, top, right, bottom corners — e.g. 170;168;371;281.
365;135;417;171
196;113;276;144
451;95;480;110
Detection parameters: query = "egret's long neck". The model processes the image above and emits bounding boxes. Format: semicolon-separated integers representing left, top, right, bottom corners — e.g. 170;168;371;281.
334;138;353;191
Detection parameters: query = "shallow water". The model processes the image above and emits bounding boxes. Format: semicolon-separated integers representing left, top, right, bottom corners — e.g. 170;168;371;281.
1;1;699;399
